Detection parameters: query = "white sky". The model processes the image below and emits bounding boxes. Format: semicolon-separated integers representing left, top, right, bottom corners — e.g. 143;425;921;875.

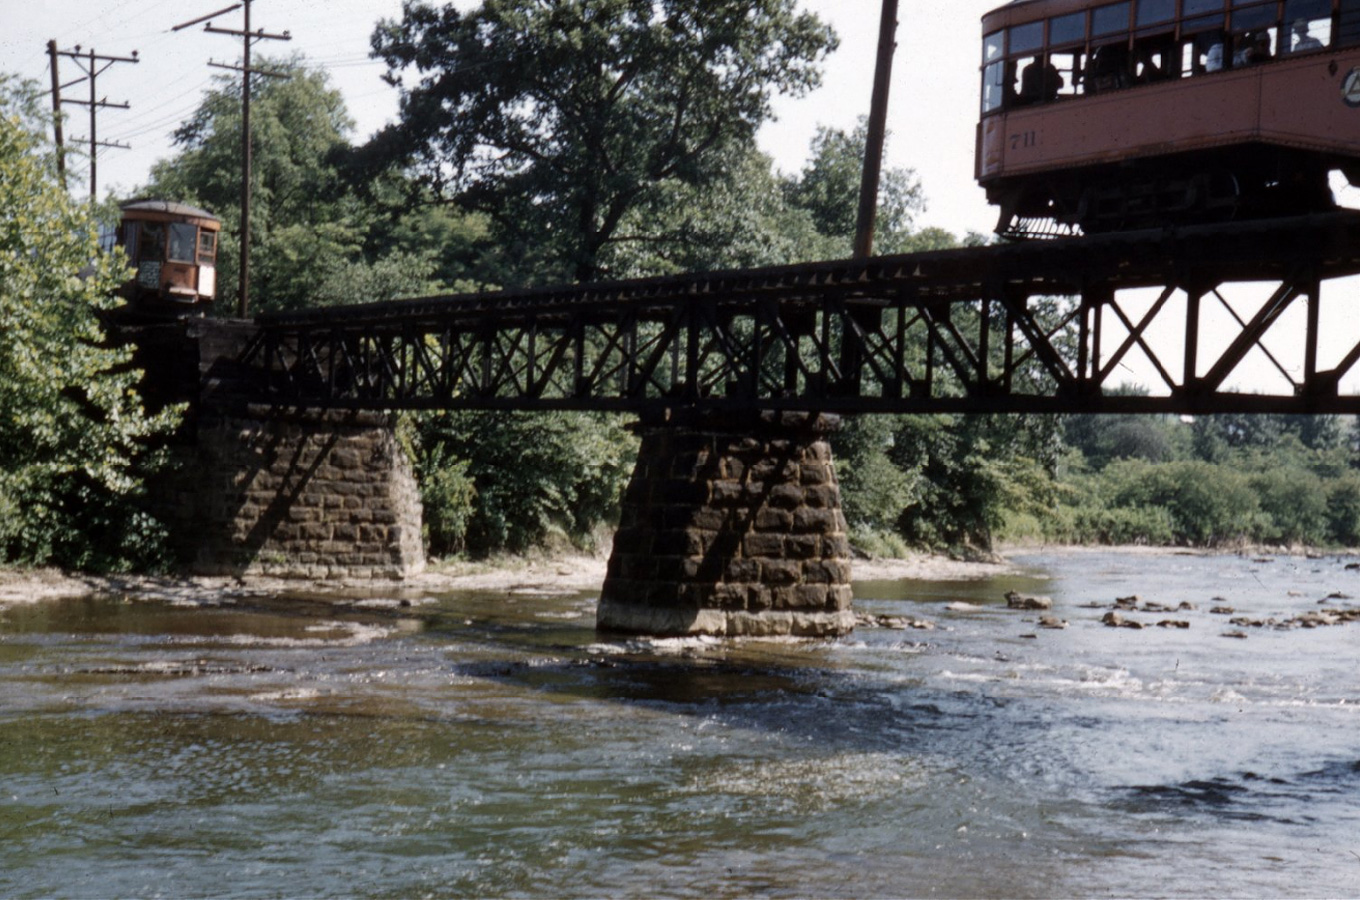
0;0;1001;238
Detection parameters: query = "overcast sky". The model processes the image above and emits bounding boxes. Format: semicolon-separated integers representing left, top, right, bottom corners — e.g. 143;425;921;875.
1;0;1002;239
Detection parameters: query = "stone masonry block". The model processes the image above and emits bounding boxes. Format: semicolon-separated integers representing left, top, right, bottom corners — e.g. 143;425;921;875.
785;535;820;560
793;508;839;534
761;560;802;586
799;463;832;486
804;485;841;509
802;560;853;585
754;508;794;531
724;559;763;583
767;484;805;510
743;533;785;558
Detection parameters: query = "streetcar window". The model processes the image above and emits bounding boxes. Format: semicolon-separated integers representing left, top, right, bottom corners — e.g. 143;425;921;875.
1284;0;1330;18
1337;0;1360;47
1231;1;1278;33
1010;21;1044;54
1092;1;1132;36
1136;0;1176;26
168;223;197;264
1017;55;1063;104
1182;0;1227;32
141;223;165;263
1049;51;1085;96
1134;34;1178;79
982;59;1008;112
1049;11;1087;46
1283;0;1331;49
1087;41;1133;91
121;222;141;261
984;30;1004;63
198;231;217;265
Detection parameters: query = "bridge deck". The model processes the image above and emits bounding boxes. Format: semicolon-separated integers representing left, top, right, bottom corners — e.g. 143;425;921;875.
244;213;1360;415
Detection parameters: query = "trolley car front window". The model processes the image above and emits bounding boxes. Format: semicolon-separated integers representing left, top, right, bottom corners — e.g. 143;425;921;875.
168;223;197;264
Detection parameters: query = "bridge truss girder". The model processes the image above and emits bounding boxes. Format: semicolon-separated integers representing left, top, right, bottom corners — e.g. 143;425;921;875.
243;213;1360;415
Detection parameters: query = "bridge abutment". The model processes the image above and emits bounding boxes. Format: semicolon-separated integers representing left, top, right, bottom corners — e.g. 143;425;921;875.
597;411;854;637
124;318;426;580
178;406;425;579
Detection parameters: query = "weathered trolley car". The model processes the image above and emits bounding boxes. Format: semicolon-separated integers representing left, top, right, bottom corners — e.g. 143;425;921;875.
114;199;220;311
978;0;1360;236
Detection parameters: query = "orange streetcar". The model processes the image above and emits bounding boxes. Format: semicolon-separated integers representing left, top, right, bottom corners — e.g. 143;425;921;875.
977;0;1360;236
115;199;220;312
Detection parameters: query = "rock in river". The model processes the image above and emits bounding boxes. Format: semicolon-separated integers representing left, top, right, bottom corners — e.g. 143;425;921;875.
1005;590;1053;611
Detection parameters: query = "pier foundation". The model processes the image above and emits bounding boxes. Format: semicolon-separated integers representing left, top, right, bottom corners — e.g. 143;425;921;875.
597;411;854;637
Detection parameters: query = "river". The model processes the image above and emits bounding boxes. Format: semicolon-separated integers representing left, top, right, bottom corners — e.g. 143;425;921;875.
1;549;1357;898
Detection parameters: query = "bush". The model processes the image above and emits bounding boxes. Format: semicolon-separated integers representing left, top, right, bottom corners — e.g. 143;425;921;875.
417;411;637;556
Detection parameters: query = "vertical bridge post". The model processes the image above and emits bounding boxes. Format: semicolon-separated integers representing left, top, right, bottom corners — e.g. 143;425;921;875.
597;410;855;637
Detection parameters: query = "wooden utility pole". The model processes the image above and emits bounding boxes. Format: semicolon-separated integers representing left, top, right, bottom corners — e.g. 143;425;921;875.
46;41;67;189
853;0;901;259
50;44;139;202
174;1;291;319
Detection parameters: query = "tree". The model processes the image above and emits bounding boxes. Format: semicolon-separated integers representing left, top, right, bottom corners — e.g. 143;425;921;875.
0;75;180;570
417;411;637;556
369;0;837;283
145;58;483;312
783;120;942;256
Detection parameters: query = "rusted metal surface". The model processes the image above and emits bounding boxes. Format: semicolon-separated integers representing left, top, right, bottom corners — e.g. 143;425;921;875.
242;212;1360;415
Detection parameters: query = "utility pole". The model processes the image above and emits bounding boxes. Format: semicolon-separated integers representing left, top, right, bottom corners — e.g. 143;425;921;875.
46;41;67;190
853;0;901;259
50;44;139;202
174;1;290;319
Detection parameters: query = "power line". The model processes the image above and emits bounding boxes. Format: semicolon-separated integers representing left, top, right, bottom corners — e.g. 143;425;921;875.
49;42;141;201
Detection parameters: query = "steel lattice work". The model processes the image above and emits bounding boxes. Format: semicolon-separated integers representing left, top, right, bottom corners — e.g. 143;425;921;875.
242;213;1360;415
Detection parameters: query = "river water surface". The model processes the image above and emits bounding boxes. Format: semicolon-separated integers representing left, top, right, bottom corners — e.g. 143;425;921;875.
2;550;1359;898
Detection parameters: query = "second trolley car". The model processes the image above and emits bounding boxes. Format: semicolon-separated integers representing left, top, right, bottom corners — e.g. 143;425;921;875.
114;199;220;312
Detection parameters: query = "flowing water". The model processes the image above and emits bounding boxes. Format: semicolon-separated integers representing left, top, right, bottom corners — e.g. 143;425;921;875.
2;550;1358;898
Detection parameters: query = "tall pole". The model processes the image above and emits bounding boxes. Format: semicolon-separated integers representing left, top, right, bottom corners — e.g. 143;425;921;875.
179;0;291;318
240;0;252;319
46;40;66;189
88;48;98;202
853;0;900;259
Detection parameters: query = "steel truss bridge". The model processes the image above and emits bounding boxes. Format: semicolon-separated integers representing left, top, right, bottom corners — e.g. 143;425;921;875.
242;213;1360;415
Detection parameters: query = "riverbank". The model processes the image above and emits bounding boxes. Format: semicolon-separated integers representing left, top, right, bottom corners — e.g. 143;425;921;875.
0;548;1024;610
11;543;1348;611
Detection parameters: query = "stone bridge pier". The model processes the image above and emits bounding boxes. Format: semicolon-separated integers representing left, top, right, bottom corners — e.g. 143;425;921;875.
598;410;855;637
126;318;425;581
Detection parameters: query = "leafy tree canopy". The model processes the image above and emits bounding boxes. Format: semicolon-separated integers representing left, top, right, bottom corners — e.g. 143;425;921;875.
0;75;180;570
369;0;837;283
144;58;488;312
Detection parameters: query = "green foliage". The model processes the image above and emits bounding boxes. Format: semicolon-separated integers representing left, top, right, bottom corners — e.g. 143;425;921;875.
417;443;477;557
603;143;835;276
0;79;180;570
417;411;638;557
783;119;926;256
834;415;919;534
370;0;837;283
143;58;483;312
1036;414;1360;549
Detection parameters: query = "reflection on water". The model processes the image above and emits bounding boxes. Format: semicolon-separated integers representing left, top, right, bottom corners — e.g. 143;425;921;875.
2;550;1359;898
